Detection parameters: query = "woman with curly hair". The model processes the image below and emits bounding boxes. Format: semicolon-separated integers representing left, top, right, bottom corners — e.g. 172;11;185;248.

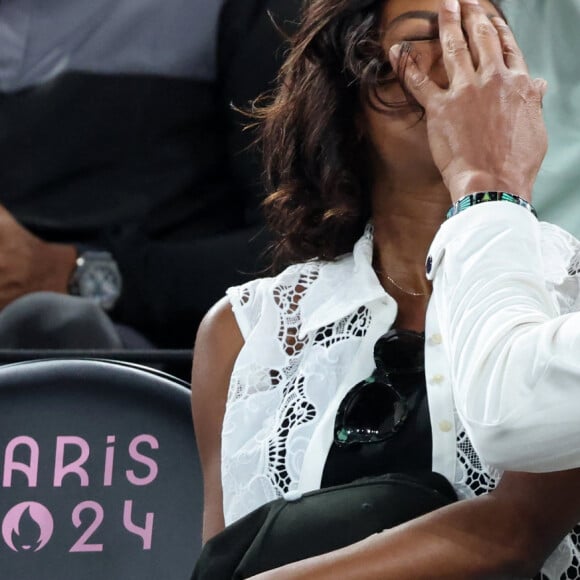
192;0;580;577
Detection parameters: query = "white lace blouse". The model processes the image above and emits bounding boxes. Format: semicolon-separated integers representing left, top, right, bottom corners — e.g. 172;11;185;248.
223;217;580;579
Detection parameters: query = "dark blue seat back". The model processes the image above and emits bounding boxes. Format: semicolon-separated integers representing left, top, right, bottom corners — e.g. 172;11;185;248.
0;359;202;580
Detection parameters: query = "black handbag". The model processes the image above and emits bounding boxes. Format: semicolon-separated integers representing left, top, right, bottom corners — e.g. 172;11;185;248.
192;470;457;580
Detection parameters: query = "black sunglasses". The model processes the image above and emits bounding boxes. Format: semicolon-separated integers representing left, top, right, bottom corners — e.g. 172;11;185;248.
334;329;425;446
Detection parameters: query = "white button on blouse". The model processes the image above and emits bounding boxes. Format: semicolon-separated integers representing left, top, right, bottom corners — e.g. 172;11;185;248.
429;333;443;345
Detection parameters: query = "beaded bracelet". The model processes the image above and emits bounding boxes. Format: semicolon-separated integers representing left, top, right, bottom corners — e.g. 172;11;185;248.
446;191;538;220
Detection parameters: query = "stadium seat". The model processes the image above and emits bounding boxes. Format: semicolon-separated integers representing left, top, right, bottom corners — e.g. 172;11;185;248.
0;358;202;579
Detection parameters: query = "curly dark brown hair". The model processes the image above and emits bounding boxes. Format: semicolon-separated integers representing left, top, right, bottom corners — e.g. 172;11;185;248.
257;0;505;269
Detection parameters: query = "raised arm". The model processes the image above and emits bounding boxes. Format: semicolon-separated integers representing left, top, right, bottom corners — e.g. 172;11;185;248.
395;0;580;472
429;202;580;471
190;296;244;543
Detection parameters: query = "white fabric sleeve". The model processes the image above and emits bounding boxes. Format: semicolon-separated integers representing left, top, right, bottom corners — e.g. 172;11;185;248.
226;280;261;341
428;202;580;472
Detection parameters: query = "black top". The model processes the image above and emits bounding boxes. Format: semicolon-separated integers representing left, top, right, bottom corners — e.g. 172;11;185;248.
322;334;433;487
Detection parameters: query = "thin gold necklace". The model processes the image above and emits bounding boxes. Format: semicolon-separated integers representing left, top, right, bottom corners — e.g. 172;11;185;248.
383;272;430;297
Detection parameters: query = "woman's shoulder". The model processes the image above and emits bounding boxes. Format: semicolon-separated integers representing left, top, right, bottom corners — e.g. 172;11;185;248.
227;260;318;300
225;255;353;338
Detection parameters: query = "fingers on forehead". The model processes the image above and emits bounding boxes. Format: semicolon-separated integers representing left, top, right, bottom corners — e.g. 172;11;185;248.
438;0;462;29
462;1;499;37
438;1;472;79
491;16;529;72
460;1;504;68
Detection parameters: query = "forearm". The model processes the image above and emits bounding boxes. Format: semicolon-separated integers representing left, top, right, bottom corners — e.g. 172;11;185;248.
249;467;580;580
35;241;78;294
430;203;580;471
250;493;538;580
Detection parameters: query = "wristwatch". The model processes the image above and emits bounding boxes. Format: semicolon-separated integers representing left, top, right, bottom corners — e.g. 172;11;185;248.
68;250;123;311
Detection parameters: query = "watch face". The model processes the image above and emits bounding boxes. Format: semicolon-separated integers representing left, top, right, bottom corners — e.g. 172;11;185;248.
76;255;122;311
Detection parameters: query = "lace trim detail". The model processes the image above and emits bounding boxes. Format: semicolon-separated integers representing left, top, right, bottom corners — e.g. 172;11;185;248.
540;222;580;314
555;252;580;313
223;262;373;523
273;269;319;357
267;375;316;492
569;252;580;277
314;306;370;346
454;416;499;500
239;286;251;305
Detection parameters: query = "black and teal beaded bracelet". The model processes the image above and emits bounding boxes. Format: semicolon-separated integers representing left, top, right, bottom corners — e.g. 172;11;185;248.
446;191;538;220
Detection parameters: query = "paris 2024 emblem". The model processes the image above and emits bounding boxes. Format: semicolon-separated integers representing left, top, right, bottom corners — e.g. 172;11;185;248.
2;502;54;552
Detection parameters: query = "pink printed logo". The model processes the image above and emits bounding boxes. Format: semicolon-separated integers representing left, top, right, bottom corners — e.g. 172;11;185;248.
2;502;54;552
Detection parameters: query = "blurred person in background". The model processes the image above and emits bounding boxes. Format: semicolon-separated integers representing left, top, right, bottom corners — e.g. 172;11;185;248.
0;0;299;364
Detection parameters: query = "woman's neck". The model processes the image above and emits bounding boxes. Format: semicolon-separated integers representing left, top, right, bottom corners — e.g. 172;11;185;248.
370;179;450;330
